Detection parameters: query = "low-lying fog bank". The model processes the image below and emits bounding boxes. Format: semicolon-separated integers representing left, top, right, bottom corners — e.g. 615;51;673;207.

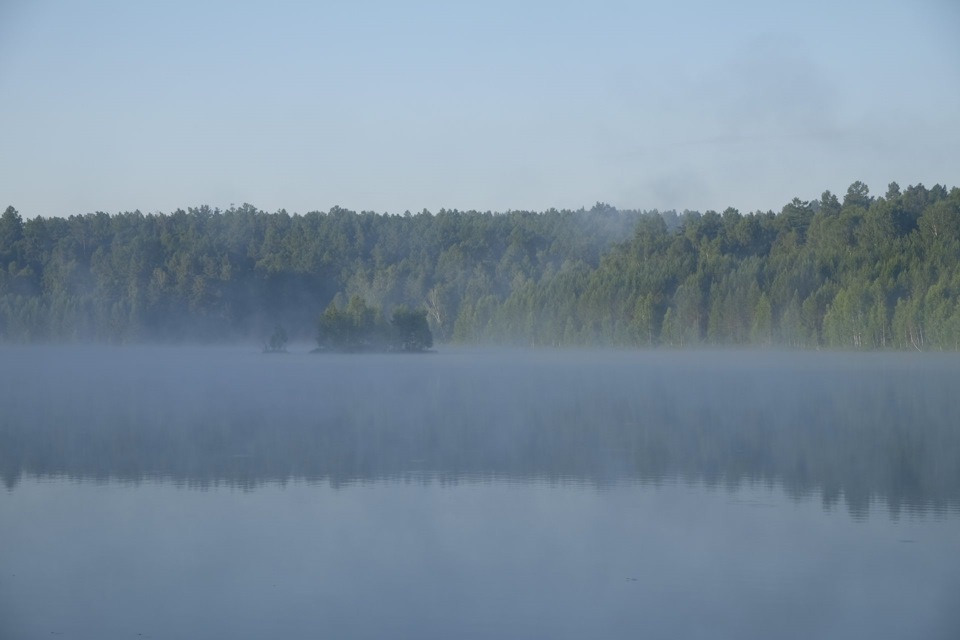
2;347;958;518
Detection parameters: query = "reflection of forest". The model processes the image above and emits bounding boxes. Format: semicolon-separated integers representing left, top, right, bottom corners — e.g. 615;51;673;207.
1;350;958;519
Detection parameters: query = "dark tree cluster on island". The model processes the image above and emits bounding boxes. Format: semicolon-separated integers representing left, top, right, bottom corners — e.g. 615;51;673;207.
316;295;433;352
263;325;288;353
1;180;959;349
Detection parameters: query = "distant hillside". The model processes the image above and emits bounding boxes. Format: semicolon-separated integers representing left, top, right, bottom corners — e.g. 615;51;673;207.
1;181;958;349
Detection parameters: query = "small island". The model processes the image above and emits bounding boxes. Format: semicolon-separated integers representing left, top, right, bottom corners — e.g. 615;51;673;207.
315;295;433;353
263;325;289;353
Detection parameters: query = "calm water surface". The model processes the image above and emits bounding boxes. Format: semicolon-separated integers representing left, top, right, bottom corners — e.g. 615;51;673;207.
1;347;959;639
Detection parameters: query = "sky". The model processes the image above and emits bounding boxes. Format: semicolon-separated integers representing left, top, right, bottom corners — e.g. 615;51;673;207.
1;0;958;218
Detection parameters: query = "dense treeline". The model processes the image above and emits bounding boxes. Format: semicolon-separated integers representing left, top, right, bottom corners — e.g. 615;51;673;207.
0;203;643;343
534;181;960;350
1;180;959;348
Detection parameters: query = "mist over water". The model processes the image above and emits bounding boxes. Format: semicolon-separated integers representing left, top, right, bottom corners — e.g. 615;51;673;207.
2;347;959;638
2;347;958;517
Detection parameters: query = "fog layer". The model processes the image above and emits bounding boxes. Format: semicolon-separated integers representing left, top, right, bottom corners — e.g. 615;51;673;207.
2;347;957;519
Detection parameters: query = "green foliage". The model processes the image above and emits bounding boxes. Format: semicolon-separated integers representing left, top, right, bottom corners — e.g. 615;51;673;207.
0;206;24;264
391;306;433;352
2;181;959;350
316;296;433;352
750;294;773;346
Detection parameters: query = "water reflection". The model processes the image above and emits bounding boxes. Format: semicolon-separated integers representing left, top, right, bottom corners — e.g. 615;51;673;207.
1;347;959;519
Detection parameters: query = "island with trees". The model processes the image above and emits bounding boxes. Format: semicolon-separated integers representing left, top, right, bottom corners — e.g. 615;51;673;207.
316;296;433;352
263;325;289;353
1;180;959;350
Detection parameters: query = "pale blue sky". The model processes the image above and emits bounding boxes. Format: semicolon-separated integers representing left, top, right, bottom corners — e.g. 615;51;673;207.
2;0;958;217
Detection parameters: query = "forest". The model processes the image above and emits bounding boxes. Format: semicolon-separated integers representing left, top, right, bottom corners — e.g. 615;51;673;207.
1;180;958;349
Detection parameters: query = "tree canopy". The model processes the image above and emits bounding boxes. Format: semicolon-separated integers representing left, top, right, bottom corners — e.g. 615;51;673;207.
315;297;432;353
1;182;959;350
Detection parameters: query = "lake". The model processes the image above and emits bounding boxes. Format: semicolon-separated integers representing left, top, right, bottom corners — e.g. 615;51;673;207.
1;347;959;639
